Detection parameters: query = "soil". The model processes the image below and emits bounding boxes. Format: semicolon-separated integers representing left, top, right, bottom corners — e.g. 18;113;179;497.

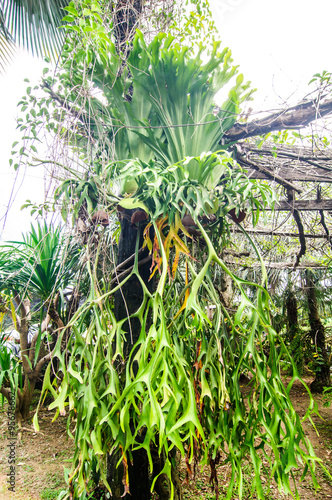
1;377;332;500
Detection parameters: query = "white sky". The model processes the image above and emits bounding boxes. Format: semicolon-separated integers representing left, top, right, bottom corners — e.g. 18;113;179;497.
0;52;45;242
211;0;332;109
0;0;332;241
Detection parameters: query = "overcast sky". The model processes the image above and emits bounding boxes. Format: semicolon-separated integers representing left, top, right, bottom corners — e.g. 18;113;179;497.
0;52;45;242
0;0;331;242
211;0;332;109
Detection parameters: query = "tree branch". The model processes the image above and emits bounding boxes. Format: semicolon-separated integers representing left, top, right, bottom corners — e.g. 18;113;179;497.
246;261;326;269
110;254;152;289
28;313;52;364
244;145;332;173
34;350;53;376
13;293;31;375
224;97;332;142
264;199;332;211
47;293;65;330
0;386;11;402
42;81;95;142
287;190;306;269
113;246;147;274
233;229;330;239
235;146;302;193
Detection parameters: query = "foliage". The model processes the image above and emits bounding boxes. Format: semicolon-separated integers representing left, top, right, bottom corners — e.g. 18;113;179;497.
29;28;318;495
0;222;76;300
10;2;325;499
323;386;332;408
0;0;69;71
0;332;22;394
0;222;80;420
169;0;218;46
115;152;275;228
35;206;322;500
12;9;254;220
40;488;64;500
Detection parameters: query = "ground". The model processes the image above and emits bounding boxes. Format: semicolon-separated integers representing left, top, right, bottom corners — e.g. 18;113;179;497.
1;377;332;500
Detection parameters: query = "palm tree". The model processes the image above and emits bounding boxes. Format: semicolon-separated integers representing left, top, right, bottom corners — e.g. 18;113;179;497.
0;0;69;71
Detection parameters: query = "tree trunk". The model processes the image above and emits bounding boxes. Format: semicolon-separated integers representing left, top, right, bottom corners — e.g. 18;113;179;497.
106;3;181;497
305;270;331;392
219;272;234;311
285;290;303;374
152;448;182;500
16;376;36;422
108;447;150;500
107;213;152;500
286;290;298;342
113;214;152;359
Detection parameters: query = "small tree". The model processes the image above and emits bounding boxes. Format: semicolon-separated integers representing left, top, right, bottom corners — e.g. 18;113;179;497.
305;269;331;392
0;222;79;421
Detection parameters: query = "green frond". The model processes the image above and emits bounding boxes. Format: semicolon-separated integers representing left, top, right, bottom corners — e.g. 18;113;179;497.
0;221;76;301
0;0;69;70
0;32;15;71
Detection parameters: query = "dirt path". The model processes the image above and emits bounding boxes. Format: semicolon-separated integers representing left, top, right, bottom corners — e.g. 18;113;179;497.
0;403;72;500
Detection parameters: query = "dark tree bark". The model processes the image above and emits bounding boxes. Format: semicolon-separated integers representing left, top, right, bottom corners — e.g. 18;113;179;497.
105;3;156;496
286;290;299;343
113;213;153;359
224;97;332;142
152;448;183;500
107;212;153;500
113;0;143;58
305;270;331;392
285;289;304;374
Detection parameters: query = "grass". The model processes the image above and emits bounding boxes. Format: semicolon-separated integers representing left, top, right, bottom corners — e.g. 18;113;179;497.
44;472;62;489
40;489;64;500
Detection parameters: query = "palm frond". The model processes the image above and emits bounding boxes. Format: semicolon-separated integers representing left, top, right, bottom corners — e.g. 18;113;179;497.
0;222;77;301
0;32;15;71
0;0;69;70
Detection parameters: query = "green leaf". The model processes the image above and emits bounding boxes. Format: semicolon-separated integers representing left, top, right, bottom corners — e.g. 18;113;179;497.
117;198;149;213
